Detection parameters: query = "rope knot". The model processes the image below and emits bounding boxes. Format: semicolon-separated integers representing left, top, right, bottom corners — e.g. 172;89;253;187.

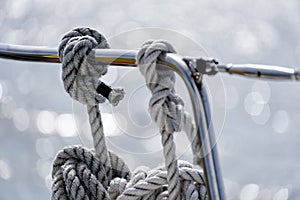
59;27;124;106
137;40;184;133
150;93;184;133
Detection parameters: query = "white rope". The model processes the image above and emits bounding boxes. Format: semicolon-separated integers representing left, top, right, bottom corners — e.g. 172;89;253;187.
51;27;207;200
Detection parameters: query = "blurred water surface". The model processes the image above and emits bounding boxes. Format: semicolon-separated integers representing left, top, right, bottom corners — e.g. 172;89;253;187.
0;0;300;199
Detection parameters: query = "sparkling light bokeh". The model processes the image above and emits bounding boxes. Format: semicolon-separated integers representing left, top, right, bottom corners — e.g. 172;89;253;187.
0;160;11;180
0;0;299;199
55;114;77;137
36;110;56;134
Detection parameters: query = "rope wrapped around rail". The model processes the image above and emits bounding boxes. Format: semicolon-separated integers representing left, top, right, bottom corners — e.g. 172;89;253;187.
51;27;207;200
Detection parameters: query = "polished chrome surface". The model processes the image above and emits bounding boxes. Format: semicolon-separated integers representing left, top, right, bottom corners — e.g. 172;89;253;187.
1;43;299;81
0;43;60;63
218;63;300;80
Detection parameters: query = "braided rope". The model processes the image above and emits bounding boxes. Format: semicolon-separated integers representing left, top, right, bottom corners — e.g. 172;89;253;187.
51;28;207;200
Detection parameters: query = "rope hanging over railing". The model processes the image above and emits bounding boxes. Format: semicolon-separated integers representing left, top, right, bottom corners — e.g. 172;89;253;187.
51;27;208;200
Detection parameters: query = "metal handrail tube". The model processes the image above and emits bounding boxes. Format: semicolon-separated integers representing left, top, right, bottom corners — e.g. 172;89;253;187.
0;43;299;81
197;82;226;200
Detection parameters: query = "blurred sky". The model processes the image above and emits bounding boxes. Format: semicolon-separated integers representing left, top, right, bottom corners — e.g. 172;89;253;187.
0;0;300;199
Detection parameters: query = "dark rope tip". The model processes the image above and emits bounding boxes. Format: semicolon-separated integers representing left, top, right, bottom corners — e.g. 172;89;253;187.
96;82;112;99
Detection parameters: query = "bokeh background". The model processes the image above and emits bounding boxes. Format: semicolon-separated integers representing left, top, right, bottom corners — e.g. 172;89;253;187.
0;0;300;199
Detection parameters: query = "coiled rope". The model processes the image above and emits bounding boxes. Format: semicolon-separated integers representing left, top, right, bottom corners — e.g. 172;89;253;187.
51;27;207;200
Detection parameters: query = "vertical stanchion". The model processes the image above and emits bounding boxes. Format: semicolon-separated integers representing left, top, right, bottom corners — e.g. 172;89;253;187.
196;81;226;200
162;53;226;200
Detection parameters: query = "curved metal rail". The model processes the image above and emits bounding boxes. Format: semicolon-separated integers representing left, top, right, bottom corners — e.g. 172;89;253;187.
1;43;299;81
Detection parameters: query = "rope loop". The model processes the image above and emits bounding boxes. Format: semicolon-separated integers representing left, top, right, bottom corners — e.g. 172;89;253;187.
58;27;124;106
52;145;131;200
